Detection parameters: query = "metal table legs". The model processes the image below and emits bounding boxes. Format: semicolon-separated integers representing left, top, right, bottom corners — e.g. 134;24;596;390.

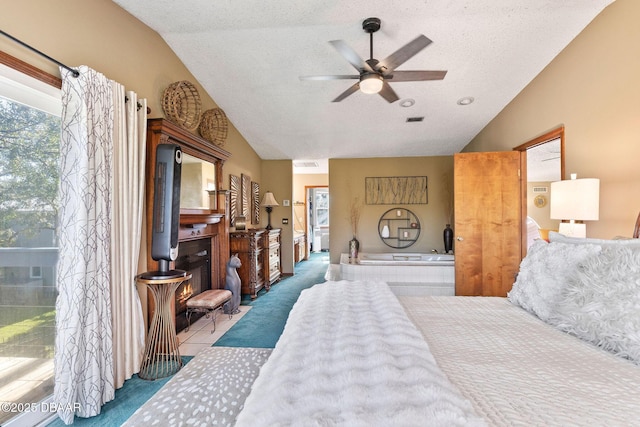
137;274;192;380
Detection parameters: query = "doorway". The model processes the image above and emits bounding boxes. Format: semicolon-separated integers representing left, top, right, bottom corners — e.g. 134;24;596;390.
514;126;565;256
307;186;329;253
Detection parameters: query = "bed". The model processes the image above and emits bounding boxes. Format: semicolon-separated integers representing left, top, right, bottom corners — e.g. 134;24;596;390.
235;231;640;426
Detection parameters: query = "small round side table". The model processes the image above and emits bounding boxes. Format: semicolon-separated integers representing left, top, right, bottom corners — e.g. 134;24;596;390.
137;273;192;380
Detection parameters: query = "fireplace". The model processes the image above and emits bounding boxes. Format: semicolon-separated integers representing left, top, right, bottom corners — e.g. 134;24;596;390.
174;238;212;332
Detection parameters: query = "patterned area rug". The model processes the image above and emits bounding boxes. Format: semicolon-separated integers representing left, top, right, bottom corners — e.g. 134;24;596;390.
123;347;272;426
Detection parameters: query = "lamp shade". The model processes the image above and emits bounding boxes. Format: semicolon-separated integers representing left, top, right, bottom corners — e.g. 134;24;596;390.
550;177;600;221
359;74;383;94
261;191;279;207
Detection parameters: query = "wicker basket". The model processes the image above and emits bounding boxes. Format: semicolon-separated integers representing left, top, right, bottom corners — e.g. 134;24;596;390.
199;108;229;147
161;81;202;131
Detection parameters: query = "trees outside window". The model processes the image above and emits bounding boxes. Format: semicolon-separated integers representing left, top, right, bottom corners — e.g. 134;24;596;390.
0;81;60;425
0;98;59;246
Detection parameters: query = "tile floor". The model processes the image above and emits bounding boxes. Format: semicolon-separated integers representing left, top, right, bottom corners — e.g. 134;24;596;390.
176;306;252;356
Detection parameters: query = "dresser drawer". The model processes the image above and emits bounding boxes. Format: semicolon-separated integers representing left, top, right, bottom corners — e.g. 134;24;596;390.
269;264;280;281
230;230;264;252
268;232;279;246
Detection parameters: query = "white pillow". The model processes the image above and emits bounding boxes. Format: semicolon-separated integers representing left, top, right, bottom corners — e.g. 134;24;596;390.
551;246;640;364
549;231;640;247
508;240;601;322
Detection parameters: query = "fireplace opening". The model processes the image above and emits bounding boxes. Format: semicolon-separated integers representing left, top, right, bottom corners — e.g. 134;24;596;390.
174;238;211;332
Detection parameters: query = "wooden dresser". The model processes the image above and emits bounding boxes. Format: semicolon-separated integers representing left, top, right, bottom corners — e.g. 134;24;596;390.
229;228;281;299
264;228;281;285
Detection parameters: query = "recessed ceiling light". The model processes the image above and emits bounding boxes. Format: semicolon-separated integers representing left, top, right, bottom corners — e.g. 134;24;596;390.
399;98;415;108
457;97;475;106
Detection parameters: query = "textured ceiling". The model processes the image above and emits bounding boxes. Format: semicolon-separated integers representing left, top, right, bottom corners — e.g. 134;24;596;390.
114;0;613;173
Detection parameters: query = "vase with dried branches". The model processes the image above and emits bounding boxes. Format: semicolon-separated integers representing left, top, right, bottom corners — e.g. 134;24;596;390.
348;197;363;261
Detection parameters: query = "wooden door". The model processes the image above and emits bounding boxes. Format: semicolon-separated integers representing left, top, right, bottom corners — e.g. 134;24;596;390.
454;151;522;296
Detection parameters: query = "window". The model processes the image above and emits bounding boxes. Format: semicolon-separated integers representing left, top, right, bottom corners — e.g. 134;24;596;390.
314;188;329;226
30;266;42;279
0;60;61;426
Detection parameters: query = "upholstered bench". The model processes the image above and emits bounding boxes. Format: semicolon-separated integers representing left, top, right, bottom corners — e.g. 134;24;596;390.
185;289;233;333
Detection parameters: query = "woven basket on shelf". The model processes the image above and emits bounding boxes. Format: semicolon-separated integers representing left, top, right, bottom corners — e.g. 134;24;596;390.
199;108;229;147
161;81;202;131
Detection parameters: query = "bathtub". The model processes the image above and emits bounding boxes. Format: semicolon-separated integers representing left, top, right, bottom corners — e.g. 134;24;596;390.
332;253;455;297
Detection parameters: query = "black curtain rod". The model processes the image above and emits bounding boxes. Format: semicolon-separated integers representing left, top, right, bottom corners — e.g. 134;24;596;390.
1;29;79;77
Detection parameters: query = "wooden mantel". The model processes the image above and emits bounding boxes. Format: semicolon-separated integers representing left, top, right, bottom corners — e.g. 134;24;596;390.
145;118;232;289
179;208;224;226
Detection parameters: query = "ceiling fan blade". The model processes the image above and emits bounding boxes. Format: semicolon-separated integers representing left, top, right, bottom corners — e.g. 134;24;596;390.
299;75;360;81
387;70;447;82
332;82;360;102
377;35;432;74
378;81;399;103
329;40;373;73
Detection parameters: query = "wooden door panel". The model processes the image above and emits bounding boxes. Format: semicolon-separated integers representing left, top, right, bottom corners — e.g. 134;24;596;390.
454;152;522;296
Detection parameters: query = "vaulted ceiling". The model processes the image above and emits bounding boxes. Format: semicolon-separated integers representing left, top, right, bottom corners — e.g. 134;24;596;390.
114;0;613;173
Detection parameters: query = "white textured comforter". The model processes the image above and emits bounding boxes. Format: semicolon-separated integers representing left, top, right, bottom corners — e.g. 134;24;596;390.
235;281;485;427
399;296;640;426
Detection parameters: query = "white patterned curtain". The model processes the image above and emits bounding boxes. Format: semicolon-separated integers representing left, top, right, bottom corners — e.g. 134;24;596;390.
55;66;147;424
110;85;147;389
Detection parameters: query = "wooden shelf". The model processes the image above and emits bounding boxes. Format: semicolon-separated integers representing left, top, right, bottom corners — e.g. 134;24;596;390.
378;208;421;249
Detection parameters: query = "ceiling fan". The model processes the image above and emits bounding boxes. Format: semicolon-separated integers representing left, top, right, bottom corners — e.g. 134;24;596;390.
300;17;447;103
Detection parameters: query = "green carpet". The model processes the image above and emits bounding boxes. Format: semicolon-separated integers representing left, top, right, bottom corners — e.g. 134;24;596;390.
45;252;329;426
215;252;329;348
45;356;194;427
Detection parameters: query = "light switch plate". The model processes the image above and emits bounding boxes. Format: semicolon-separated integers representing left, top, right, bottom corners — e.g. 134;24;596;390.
283;199;290;206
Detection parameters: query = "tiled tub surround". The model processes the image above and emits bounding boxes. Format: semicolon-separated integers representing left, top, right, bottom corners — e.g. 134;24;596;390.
338;253;455;296
358;253;454;264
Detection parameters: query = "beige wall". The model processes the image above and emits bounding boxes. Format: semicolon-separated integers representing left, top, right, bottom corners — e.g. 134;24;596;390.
0;0;262;319
293;174;330;207
329;157;454;264
526;182;559;231
464;0;640;239
261;160;294;274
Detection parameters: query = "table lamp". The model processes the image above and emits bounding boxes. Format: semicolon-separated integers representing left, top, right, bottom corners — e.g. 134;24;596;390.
550;174;599;238
261;191;279;230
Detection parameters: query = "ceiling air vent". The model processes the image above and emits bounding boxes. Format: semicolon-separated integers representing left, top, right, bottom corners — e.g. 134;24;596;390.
293;161;319;168
406;117;424;123
532;186;548;193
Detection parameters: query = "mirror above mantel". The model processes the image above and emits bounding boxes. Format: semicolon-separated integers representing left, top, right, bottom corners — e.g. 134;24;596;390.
180;152;217;210
145;118;231;222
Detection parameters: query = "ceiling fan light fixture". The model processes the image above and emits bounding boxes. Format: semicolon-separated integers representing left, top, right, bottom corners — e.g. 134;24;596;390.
359;74;383;94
